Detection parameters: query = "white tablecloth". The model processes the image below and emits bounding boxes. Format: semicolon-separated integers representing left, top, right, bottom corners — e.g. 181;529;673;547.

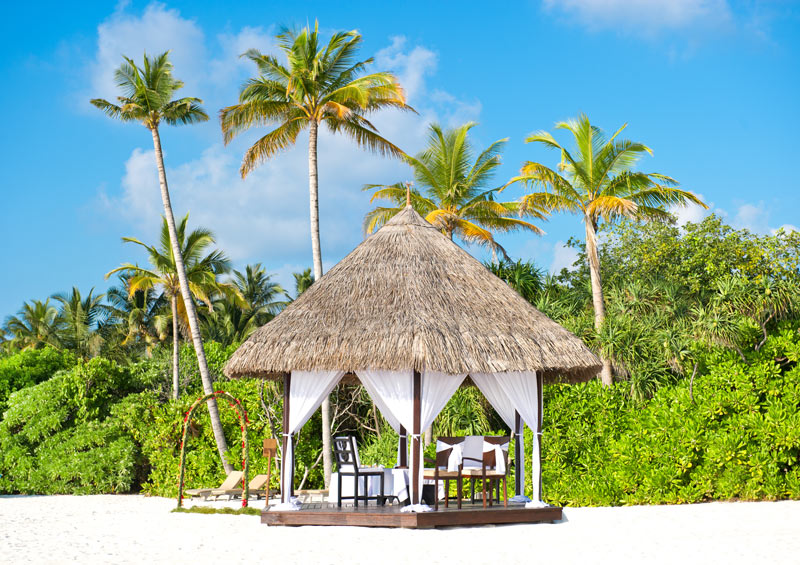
329;468;444;503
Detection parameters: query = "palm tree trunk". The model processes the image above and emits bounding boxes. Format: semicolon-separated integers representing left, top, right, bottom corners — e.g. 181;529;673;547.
308;120;333;488
151;126;232;473
170;294;180;400
584;217;613;386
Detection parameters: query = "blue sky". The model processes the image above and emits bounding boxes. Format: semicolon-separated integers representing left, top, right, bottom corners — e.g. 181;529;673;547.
1;0;798;320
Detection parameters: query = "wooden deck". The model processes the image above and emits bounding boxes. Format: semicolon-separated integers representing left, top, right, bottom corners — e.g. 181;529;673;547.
262;502;562;528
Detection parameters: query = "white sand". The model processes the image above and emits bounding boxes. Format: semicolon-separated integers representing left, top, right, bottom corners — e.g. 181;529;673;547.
1;495;798;564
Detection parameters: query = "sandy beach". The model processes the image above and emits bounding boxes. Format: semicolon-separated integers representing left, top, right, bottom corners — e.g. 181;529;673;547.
1;495;798;564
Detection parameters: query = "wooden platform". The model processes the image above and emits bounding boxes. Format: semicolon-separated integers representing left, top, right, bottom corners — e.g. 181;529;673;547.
262;502;562;528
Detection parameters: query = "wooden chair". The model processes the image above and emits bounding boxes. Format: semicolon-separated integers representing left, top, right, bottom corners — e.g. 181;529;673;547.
333;436;386;507
462;435;510;508
423;437;465;510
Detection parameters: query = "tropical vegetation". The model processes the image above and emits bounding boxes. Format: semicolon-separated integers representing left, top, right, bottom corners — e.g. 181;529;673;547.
107;214;241;400
1;23;798;508
505;114;707;385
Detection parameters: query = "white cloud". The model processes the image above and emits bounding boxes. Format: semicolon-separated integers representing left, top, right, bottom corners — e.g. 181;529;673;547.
542;0;733;36
550;241;580;273
90;3;206;102
733;201;769;233
207;26;277;92
670;192;712;225
375;36;437;100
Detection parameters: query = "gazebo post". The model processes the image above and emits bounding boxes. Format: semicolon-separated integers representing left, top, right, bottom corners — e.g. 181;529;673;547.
514;411;523;496
535;373;543;501
281;372;292;503
398;425;408;467
411;370;421;505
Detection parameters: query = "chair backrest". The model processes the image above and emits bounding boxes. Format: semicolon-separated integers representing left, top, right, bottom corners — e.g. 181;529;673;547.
482;436;510;470
219;470;245;490
248;474;270;490
434;437;465;469
461;435;484;468
333;436;361;472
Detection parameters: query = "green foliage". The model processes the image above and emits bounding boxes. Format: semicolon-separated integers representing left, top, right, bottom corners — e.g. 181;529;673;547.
359;428;400;468
0;357;141;494
541;328;800;505
113;347;289;497
551;215;800;398
434;387;492;436
0;347;76;417
599;215;800;294
485;259;543;303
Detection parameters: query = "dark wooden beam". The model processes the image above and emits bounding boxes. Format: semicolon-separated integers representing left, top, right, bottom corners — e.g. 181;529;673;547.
398;425;408;468
514;411;522;496
412;370;421;505
282;373;292;503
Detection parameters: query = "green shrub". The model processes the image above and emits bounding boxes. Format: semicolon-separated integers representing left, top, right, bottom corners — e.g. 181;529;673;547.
0;347;76;417
0;357;139;494
539;328;800;506
114;378;292;498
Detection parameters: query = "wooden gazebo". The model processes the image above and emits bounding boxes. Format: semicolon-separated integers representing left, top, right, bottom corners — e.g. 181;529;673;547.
225;205;600;528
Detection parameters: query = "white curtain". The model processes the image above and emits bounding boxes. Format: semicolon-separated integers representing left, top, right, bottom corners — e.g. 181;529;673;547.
280;370;344;505
471;373;526;497
419;372;466;496
493;371;543;505
356;370;465;506
470;373;516;428
357;370;413;431
357;370;406;465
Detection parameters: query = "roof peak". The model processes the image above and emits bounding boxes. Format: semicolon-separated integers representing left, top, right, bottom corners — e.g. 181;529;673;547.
383;205;432;228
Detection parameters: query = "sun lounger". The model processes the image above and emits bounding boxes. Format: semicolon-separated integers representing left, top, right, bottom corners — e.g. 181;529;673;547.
185;471;244;500
209;474;271;500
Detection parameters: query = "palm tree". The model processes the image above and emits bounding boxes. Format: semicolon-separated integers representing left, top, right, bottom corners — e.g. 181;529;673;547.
292;268;314;298
3;299;61;350
91;51;232;472
52;288;106;360
220;22;412;485
231;264;288;325
364;122;545;261
201;264;287;346
107;214;239;400
103;273;169;358
506;114;707;385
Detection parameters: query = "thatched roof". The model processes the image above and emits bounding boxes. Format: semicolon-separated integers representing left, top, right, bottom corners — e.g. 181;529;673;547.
225;206;601;383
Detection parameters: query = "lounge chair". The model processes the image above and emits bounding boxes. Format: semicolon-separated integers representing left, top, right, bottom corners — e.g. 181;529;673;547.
210;474;271;500
185;470;244;500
